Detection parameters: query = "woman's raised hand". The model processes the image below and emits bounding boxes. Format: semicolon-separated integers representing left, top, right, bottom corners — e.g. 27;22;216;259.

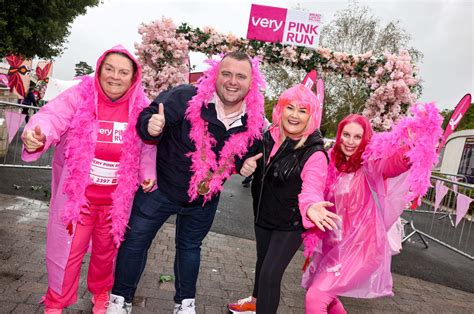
307;201;341;231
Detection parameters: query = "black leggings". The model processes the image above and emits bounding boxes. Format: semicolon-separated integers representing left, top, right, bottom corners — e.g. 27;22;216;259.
253;225;302;314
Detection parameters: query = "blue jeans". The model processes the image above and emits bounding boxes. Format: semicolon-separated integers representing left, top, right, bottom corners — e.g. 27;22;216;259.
112;188;219;303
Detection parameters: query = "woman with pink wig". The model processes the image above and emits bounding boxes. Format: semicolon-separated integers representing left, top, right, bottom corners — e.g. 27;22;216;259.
302;103;443;313
228;84;339;314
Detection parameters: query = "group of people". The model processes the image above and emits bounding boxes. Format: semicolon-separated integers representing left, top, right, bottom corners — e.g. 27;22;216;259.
21;45;442;314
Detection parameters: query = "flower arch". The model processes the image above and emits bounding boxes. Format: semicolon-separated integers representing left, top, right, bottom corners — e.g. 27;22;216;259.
135;17;420;130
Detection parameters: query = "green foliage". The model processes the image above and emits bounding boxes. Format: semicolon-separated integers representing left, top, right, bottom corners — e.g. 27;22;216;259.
264;96;277;123
441;103;474;131
74;61;94;77
159;274;174;283
261;63;306;99
0;0;101;58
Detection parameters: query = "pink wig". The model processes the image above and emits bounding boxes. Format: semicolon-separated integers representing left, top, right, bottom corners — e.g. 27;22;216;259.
332;114;373;173
272;84;322;137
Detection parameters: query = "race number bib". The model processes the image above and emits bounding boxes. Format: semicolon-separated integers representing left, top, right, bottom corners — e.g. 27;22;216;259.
90;158;120;185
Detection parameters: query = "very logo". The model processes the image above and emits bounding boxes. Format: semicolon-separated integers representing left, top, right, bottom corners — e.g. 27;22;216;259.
250;16;284;32
99;128;112;137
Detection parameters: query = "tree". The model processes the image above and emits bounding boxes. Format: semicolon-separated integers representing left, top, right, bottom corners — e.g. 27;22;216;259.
261;64;306;99
74;61;94;77
318;1;423;136
0;0;101;59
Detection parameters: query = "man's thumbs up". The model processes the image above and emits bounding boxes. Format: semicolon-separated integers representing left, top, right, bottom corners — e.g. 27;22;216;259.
22;125;46;152
148;102;166;137
240;153;263;177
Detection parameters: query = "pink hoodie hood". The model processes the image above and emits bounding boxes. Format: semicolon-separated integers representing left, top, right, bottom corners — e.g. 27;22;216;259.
94;44;142;103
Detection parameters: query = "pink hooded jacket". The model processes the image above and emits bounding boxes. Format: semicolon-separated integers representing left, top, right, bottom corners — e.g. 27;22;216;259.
21;45;155;294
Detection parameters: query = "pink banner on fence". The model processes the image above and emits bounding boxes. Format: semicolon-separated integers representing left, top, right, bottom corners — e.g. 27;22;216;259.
434;180;449;212
455;193;472;227
4;110;26;144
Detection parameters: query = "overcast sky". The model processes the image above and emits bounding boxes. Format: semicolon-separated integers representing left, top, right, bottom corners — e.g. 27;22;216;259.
51;0;473;111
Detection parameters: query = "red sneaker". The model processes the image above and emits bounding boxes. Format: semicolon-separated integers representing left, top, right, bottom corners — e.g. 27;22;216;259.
227;296;256;313
92;291;109;314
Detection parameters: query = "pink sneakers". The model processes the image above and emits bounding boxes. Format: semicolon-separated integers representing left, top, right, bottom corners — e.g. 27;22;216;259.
92;291;109;314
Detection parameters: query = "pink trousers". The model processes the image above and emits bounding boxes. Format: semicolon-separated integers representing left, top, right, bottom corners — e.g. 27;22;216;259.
305;286;347;314
44;204;118;309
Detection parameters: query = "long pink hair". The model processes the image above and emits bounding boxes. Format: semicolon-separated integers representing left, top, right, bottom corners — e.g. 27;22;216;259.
332;114;373;173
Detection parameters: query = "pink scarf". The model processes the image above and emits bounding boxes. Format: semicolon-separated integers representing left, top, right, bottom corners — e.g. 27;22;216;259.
185;56;266;202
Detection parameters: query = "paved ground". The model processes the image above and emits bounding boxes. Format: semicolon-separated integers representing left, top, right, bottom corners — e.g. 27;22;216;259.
2;167;473;294
1;193;473;313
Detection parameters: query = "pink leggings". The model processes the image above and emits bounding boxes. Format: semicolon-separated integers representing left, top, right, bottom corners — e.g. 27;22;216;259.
305;286;347;314
44;204;117;309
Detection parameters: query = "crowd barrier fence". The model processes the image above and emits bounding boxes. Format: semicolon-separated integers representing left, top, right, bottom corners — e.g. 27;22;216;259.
403;175;473;260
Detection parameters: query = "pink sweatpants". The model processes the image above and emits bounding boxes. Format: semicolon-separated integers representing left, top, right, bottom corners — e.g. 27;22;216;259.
305;286;347;314
44;204;118;309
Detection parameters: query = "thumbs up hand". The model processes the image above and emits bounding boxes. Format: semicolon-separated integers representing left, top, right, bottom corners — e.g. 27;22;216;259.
22;125;46;152
148;103;166;136
240;153;263;177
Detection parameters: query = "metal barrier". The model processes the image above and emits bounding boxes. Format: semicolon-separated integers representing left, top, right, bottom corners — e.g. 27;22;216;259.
431;171;468;183
403;175;474;260
0;100;53;169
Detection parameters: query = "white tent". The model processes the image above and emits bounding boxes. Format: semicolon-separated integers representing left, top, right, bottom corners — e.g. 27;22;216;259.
42;77;83;101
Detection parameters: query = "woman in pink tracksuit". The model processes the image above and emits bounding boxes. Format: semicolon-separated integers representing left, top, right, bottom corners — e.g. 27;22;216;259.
21;45;155;313
302;104;442;313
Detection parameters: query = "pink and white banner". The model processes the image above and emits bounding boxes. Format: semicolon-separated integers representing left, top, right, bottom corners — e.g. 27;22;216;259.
302;70;317;89
438;93;471;151
4;110;26;144
455;193;472;227
434;180;449;212
247;4;322;49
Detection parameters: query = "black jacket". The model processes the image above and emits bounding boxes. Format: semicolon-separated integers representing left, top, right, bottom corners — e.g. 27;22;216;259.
137;84;256;206
251;130;328;231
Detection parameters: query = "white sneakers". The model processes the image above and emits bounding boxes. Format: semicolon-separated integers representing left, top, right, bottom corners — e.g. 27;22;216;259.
105;294;132;314
105;294;195;314
173;298;196;314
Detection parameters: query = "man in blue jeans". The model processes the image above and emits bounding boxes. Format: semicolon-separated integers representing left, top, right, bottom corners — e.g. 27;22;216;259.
106;51;266;314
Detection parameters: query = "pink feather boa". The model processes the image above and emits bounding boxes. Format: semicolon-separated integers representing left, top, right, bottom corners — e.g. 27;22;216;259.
61;76;149;245
363;102;443;202
185;56;266;202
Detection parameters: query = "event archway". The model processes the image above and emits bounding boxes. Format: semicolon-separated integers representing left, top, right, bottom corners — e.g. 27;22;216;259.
135;17;420;130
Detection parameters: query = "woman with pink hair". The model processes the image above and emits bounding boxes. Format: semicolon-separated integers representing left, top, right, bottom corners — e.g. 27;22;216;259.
302;104;443;313
228;84;339;314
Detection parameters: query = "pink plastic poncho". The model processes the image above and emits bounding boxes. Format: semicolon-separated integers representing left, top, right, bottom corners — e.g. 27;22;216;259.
302;103;442;298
